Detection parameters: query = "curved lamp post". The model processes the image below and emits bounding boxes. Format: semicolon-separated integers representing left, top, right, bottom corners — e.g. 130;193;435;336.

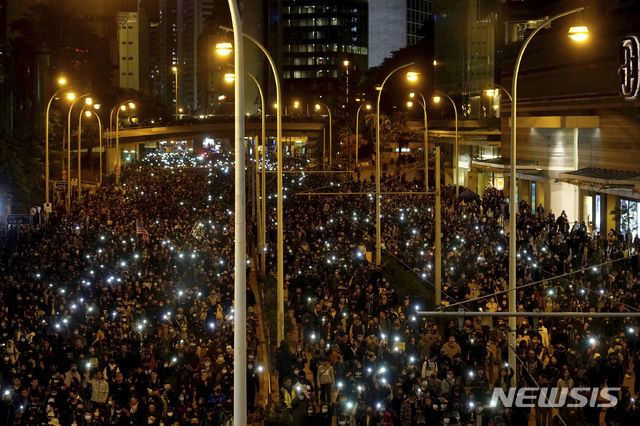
84;108;103;186
45;81;73;205
433;92;458;196
67;93;90;210
115;100;135;185
508;7;587;386
218;2;247;424
217;23;284;346
409;91;429;191
375;63;416;265
315;102;332;170
354;102;370;169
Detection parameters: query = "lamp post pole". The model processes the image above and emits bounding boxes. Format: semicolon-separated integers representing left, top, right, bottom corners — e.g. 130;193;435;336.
67;94;90;211
434;92;458;196
411;92;429;191
316;102;332;170
90;111;103;186
246;71;266;272
115;99;134;185
508;6;585;387
78;104;88;203
355;103;370;170
220;23;284;345
224;2;247;425
173;67;178;120
46;86;72;205
435;146;441;306
376;63;414;265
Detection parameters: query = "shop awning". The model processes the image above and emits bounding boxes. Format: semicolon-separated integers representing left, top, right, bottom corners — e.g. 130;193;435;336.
557;167;640;190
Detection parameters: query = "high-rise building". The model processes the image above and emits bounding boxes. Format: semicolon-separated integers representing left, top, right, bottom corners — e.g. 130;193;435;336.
368;0;433;68
118;11;150;92
269;0;368;108
434;0;498;116
177;0;216;113
158;0;179;111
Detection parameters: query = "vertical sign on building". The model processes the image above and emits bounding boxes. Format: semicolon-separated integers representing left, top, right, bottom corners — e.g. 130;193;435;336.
619;36;639;98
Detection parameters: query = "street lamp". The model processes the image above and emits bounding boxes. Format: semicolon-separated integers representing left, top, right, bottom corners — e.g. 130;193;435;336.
172;67;178;119
84;109;103;186
45;81;73;206
355;103;370;167
217;23;283;349
507;7;587;387
484;84;512;118
315;103;332;170
218;2;247;424
343;60;350;104
375;63;416;265
115;100;135;185
224;68;267;273
408;91;429;191
77;97;94;202
67;93;90;210
433;92;459;196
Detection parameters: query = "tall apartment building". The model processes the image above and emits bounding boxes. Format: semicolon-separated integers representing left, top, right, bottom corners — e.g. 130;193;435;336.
368;0;433;68
271;0;368;108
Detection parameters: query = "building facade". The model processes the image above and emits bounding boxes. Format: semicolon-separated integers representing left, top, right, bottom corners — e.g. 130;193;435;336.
273;0;368;109
369;0;433;68
485;0;640;237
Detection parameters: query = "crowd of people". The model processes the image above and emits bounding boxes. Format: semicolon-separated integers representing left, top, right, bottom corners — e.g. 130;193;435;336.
268;165;640;426
0;153;262;426
1;150;640;426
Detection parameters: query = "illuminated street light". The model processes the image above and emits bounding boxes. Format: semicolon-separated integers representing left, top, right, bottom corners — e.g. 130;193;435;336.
224;73;235;82
45;81;74;206
215;42;233;55
568;25;589;42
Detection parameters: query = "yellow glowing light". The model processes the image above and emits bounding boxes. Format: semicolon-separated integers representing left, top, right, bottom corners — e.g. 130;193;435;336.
67;93;76;100
128;102;135;109
58;78;66;85
366;105;371;110
224;73;235;82
85;111;92;117
274;104;278;108
179;108;183;113
315;104;320;110
85;97;93;105
433;60;438;66
406;71;419;82
433;96;441;103
568;25;589;42
407;101;413;107
215;42;233;56
485;89;496;97
120;105;126;110
172;67;178;72
410;93;415;98
93;104;101;110
343;60;349;66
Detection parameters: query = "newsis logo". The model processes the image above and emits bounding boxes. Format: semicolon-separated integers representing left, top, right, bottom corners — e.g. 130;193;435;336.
490;387;620;409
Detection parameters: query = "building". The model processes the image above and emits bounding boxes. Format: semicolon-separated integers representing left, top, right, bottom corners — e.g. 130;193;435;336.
431;0;500;191
118;11;150;92
271;0;368;109
473;0;640;237
368;0;433;68
176;0;218;113
158;0;179;111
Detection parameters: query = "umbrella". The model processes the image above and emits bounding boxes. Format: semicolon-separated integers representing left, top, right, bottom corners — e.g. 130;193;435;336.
458;188;479;200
